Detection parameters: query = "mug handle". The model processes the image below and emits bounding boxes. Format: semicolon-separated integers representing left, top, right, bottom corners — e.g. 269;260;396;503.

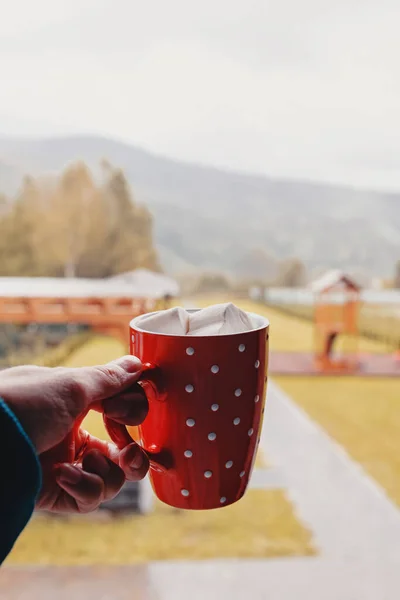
103;362;170;474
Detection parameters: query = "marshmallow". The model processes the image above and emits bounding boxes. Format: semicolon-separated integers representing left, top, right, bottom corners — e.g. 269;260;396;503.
137;303;254;336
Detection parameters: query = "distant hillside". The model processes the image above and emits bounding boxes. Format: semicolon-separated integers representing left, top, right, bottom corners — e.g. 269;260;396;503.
0;135;399;277
0;160;24;196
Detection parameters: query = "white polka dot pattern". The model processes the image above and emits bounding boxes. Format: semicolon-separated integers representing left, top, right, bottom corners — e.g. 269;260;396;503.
172;332;266;509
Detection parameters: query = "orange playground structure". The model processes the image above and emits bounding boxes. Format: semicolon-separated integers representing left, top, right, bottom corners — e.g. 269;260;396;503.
269;271;399;377
313;271;361;373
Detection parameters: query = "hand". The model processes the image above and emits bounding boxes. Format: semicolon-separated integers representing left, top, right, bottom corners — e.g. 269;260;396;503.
0;356;149;513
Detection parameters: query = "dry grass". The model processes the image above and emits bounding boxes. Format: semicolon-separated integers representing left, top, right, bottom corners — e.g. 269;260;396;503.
9;489;313;565
62;335;125;367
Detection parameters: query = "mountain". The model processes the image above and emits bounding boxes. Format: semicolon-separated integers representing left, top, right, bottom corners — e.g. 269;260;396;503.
0;134;399;277
0;160;24;196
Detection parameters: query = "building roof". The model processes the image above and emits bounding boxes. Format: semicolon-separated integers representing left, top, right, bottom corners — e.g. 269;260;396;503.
310;269;361;294
0;270;180;299
109;268;180;297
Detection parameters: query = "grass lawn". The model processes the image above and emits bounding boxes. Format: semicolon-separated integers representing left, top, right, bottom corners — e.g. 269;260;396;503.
9;488;314;565
62;335;126;367
8;331;314;564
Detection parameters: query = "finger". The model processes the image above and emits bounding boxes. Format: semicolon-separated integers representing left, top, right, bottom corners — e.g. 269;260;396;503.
83;356;143;402
67;356;144;411
101;386;149;426
82;449;125;501
55;464;105;513
76;429;121;462
77;430;149;482
119;443;150;482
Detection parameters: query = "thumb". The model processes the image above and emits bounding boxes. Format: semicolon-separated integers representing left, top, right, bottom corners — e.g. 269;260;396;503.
76;356;143;407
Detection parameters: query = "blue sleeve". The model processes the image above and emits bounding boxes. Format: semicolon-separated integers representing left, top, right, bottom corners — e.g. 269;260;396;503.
0;398;42;565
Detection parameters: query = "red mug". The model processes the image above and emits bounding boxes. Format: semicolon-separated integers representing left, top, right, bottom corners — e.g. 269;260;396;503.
104;309;269;510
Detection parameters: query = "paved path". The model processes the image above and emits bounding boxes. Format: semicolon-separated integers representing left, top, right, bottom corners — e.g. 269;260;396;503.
264;381;400;562
3;382;400;599
270;351;400;376
4;558;400;600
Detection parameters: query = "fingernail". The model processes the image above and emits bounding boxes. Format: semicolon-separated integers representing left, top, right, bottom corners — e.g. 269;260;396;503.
57;465;82;486
111;356;142;374
129;446;144;470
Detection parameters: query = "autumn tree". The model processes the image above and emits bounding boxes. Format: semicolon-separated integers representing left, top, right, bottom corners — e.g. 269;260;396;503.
99;164;160;276
0;176;45;275
234;248;277;283
192;272;232;294
275;258;307;287
394;260;400;289
0;161;160;277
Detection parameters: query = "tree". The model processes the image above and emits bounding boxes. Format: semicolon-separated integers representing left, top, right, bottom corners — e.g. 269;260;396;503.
47;162;98;277
0;176;45;275
234;248;278;283
192;273;231;294
394;260;400;289
0;161;160;278
101;166;161;275
275;258;307;287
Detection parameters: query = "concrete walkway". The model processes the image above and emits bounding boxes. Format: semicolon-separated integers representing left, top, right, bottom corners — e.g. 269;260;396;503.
264;381;400;563
4;558;400;600
4;382;400;599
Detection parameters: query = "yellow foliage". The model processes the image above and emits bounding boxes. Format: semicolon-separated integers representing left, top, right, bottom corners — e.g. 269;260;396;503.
0;162;160;277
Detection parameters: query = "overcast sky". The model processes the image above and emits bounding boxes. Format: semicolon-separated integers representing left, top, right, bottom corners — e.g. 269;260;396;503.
1;0;400;189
